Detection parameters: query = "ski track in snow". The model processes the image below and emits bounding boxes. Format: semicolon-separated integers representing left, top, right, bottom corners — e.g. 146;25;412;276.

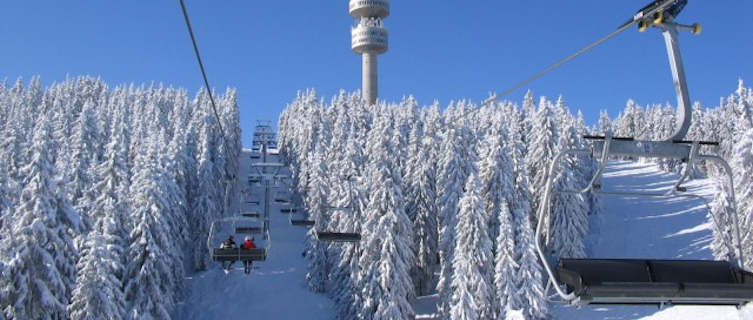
178;150;334;320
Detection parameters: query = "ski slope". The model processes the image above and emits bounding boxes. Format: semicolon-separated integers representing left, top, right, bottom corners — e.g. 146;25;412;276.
552;161;753;320
178;149;334;320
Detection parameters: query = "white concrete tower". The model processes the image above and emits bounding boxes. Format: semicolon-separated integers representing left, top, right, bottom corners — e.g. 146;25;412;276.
349;0;389;105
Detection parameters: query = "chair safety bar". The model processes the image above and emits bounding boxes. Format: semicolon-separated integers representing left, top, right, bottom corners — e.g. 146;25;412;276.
534;135;744;304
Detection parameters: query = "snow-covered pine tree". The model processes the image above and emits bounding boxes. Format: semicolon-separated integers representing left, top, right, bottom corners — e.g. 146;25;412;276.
493;200;519;320
406;134;439;296
69;109;129;320
525;97;558;222
70;231;126;320
436;126;471;318
357;114;415;320
123;136;182;319
0;117;80;320
188;116;220;271
598;110;612;135
67;100;97;210
305;147;331;293
449;173;494;320
549;122;590;259
477;126;515;256
729;129;753;268
513;200;548;320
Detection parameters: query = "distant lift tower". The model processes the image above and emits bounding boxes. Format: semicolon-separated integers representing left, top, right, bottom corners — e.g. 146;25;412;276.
349;0;389;105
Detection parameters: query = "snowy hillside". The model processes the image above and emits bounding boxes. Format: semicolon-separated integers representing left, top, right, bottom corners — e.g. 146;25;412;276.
179;149;333;320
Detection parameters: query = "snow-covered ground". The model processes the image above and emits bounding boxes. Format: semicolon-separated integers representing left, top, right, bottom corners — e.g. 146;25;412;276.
178;150;334;320
416;161;752;320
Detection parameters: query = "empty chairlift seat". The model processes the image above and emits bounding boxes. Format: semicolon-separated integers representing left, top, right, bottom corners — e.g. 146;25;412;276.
291;219;315;227
280;207;298;214
557;259;753;306
316;232;361;242
242;212;260;218
212;248;267;262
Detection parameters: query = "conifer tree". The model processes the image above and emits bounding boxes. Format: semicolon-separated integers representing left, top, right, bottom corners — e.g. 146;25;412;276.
436;126;470;318
1;117;80;320
526;97;558;220
449;173;494;320
70;111;129;320
513;202;548;320
358;114;415;320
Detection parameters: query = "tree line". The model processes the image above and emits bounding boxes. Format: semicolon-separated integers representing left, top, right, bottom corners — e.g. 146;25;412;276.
278;79;752;320
0;77;241;320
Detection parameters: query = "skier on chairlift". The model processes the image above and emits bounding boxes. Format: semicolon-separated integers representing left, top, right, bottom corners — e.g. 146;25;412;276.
220;235;236;270
241;236;257;274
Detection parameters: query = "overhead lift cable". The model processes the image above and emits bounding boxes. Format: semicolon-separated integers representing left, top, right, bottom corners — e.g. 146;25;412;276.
481;0;680;107
178;0;240;216
178;0;226;137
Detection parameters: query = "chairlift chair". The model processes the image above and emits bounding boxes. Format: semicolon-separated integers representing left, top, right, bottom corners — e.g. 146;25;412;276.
316;232;361;242
291;219;315;227
285;202;315;227
280;207;298;214
242;212;260;219
534;0;753;308
538;133;753;307
207;217;271;264
315;176;362;243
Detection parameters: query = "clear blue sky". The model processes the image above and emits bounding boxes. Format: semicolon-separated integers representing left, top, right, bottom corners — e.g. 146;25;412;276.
1;1;751;146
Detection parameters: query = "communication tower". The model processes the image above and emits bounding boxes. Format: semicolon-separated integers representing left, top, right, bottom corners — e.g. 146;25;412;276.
349;0;389;105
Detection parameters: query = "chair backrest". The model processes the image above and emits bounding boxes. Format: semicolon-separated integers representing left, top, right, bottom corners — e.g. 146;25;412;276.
650;260;736;283
560;259;650;285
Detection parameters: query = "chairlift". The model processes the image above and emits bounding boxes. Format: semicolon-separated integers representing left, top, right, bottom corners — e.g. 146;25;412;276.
274;191;292;203
280;207;298;214
207;217;271;265
291;219;315;227
315;176;362;243
316;232;361;242
533;0;753;308
242;212;260;218
284;201;315;227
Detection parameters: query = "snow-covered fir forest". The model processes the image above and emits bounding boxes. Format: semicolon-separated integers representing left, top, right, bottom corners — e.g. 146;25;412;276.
278;79;753;320
0;75;752;320
0;77;241;319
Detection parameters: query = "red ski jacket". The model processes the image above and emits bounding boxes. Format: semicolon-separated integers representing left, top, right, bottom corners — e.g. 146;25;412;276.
242;240;256;249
